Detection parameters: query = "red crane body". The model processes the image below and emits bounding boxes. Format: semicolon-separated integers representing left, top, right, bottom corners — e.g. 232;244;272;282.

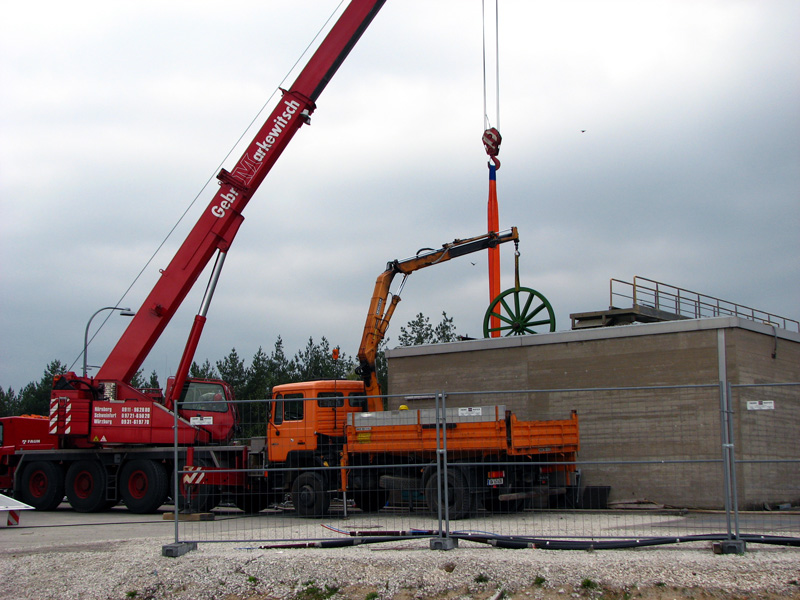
99;0;387;385
0;1;390;515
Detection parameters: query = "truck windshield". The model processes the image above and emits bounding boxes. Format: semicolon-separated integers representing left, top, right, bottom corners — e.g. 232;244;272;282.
178;382;229;413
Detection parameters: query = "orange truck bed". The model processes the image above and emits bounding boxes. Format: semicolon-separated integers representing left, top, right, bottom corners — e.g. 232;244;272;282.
344;405;579;459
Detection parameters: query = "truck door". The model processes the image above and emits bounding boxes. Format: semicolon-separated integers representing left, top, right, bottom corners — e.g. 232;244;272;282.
268;393;316;463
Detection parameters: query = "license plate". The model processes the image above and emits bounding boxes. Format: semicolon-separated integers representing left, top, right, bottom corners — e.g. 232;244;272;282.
487;477;504;486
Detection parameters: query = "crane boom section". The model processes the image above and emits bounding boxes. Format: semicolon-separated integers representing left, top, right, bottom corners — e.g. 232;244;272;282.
98;0;387;383
357;227;519;403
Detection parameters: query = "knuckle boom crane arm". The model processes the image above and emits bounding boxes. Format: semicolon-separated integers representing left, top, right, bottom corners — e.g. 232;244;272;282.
356;227;519;409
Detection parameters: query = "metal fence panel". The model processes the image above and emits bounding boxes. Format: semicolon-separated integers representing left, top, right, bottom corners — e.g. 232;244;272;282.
170;383;799;550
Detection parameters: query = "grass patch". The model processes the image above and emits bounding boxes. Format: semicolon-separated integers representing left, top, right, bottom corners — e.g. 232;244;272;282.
294;582;340;600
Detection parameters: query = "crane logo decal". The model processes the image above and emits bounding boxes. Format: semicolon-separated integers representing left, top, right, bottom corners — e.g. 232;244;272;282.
214;98;302;206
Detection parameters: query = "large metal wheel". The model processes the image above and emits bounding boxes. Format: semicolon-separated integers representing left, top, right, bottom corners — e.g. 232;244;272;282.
120;459;168;514
19;461;64;511
65;460;109;513
483;287;556;337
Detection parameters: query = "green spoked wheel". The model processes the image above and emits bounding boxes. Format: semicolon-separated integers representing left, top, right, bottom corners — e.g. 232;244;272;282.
483;287;556;337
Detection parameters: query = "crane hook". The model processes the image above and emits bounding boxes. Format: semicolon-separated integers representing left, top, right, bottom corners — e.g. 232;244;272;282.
482;127;502;169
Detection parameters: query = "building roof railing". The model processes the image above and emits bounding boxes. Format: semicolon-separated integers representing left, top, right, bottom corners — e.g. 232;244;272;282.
609;276;799;333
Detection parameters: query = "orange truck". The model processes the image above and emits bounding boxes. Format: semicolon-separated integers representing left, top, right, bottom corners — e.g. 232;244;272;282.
186;230;580;518
190;380;579;519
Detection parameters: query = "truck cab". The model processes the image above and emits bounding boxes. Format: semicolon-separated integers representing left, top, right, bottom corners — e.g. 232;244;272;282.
267;380;368;464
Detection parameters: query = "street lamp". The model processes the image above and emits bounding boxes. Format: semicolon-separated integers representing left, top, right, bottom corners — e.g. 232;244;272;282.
83;306;136;377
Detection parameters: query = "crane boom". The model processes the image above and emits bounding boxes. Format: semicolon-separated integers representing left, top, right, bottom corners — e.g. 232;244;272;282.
97;1;387;383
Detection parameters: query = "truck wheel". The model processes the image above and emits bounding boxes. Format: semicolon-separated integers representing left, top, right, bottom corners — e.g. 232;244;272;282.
425;468;473;520
233;488;272;515
351;473;388;513
171;460;219;513
120;460;168;514
65;460;109;513
19;461;64;511
291;472;329;517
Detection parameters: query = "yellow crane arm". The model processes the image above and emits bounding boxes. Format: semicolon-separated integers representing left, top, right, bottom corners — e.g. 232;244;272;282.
356;227;519;409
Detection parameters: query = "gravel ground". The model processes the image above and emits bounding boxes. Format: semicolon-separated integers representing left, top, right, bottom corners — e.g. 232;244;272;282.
1;535;799;600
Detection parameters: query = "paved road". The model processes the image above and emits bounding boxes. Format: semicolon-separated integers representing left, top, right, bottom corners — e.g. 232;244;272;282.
3;501;797;555
1;503;176;553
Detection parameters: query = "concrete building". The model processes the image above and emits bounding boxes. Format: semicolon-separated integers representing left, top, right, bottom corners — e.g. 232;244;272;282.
385;317;800;509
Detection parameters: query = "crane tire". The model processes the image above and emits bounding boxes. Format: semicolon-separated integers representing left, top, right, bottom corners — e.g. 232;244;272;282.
19;461;65;511
65;460;109;513
120;459;168;514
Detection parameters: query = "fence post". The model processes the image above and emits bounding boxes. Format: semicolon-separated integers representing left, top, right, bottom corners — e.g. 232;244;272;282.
715;329;746;554
430;391;457;550
162;394;197;556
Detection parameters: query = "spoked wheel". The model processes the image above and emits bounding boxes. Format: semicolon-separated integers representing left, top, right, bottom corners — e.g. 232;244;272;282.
483;287;556;337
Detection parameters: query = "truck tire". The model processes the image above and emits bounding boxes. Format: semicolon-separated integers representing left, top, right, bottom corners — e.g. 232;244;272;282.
120;459;168;514
291;472;329;517
351;472;388;513
425;467;473;520
19;461;64;511
65;460;109;513
233;487;272;515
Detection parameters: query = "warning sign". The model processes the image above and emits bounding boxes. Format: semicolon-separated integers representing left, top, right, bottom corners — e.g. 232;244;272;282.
746;400;775;411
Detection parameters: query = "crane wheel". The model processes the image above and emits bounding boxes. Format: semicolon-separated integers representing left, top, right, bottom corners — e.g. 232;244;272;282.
19;461;65;511
65;460;109;513
483;287;556;337
120;459;168;514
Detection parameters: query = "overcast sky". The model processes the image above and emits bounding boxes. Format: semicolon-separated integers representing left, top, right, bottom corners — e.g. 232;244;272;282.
1;1;798;392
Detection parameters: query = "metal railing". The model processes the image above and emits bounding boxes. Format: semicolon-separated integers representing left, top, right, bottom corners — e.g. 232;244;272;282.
609;276;799;332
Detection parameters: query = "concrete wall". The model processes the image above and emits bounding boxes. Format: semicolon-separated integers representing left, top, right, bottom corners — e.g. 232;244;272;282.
386;317;800;509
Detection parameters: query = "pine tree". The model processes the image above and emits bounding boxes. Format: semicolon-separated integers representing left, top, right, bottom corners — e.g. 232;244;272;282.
0;386;19;417
190;359;218;379
18;360;66;416
216;349;247;400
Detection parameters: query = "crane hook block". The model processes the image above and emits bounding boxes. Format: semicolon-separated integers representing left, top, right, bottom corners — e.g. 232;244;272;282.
482;127;502;169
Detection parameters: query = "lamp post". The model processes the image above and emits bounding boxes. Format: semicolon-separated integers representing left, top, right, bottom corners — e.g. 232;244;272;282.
83;306;136;377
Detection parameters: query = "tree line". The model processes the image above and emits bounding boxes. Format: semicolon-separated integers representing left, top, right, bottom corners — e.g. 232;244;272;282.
0;312;457;418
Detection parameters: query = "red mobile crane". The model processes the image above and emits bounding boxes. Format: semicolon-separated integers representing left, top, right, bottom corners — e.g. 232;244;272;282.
0;0;388;514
